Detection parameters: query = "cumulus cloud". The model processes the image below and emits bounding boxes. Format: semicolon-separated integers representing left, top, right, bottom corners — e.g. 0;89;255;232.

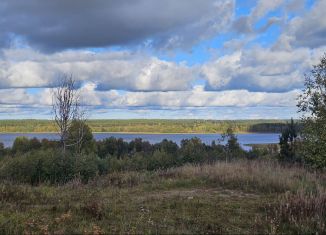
1;45;323;94
0;85;299;109
0;0;234;51
0;89;36;105
201;47;325;92
292;0;326;48
0;49;197;91
109;89;299;108
232;0;284;35
275;0;326;49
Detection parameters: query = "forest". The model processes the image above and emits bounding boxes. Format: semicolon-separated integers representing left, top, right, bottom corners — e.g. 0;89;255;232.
0;119;292;133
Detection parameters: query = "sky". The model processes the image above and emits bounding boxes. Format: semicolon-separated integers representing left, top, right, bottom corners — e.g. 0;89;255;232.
0;0;325;120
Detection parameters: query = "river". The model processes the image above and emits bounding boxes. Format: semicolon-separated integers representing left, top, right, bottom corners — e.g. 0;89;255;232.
0;132;280;149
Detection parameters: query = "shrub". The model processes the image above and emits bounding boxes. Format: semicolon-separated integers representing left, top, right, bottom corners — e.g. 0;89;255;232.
0;149;102;184
0;143;4;157
154;139;178;155
67;120;96;154
147;150;180;170
0;149;76;184
1;135;263;185
75;154;100;183
96;137;128;158
180;137;206;164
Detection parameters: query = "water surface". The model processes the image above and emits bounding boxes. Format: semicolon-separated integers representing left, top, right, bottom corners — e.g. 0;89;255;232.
0;132;280;149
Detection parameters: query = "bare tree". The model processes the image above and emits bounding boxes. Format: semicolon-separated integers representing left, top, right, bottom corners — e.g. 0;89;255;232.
52;74;85;154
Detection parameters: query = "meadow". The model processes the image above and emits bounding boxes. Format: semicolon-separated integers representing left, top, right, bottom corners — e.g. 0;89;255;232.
1;160;325;234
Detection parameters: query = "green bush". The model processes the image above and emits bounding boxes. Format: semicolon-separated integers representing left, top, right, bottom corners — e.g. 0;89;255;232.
12;137;42;154
180;137;206;164
76;154;100;183
0;149;73;184
147;150;180;170
67;120;97;154
0;149;102;184
0;143;4;157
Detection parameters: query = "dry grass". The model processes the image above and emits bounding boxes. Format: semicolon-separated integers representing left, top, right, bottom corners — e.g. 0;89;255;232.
266;187;326;234
0;160;325;234
164;160;323;193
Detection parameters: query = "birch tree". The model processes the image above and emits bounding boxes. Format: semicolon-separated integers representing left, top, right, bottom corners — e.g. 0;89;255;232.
52;74;85;154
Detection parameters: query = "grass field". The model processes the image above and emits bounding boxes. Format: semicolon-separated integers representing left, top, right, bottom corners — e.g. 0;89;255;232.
1;160;325;234
0;119;291;133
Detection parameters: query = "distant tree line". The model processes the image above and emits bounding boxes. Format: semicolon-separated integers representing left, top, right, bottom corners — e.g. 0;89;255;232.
0;119;295;134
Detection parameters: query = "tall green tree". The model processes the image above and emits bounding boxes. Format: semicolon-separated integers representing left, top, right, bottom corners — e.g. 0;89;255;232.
297;53;326;168
12;136;29;154
220;127;243;162
67;120;96;154
279;118;299;163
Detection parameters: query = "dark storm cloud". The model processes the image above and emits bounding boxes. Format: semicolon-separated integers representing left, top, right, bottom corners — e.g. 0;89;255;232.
0;0;234;51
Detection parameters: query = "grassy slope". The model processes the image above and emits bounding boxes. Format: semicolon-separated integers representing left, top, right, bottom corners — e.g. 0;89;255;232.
1;160;325;234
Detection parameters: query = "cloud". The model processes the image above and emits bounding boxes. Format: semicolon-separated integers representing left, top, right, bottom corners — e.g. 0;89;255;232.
1;44;323;94
109;89;299;108
276;0;326;49
0;89;36;105
232;16;253;34
251;0;284;20
201;46;325;92
0;85;299;109
285;0;306;12
0;0;234;51
232;0;284;35
0;49;197;91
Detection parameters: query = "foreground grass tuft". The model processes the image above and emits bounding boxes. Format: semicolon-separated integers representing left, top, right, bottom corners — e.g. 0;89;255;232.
266;188;326;234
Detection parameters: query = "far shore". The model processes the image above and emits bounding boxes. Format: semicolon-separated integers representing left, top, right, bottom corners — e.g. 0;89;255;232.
0;131;280;134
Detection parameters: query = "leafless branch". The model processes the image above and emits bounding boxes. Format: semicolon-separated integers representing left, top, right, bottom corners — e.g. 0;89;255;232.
52;74;86;154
